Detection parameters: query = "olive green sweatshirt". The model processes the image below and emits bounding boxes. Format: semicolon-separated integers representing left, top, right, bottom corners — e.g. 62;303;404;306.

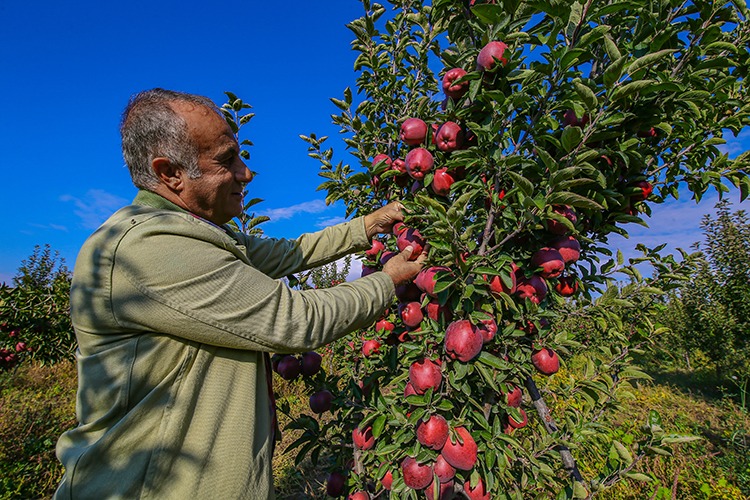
54;190;395;499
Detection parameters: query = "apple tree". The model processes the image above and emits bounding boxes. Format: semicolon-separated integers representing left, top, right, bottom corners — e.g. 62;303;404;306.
285;0;749;498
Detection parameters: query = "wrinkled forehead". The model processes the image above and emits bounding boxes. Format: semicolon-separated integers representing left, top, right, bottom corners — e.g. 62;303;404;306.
171;101;235;150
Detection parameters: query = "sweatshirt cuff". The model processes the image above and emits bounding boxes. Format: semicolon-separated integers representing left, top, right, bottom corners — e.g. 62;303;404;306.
352;216;372;250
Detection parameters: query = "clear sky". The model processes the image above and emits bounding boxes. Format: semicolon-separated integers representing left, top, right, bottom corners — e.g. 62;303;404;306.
1;1;748;284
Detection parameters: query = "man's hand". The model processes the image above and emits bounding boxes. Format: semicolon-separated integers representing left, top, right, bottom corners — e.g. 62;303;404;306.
382;245;427;286
364;201;405;239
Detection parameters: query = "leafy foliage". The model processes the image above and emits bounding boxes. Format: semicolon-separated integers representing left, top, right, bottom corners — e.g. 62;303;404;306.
285;0;749;498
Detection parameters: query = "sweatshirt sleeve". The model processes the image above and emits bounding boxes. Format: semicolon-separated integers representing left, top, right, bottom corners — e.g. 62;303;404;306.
236;217;371;279
108;214;394;353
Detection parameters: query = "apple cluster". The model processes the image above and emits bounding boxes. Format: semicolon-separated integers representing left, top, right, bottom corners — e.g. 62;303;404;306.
271;351;337;414
0;324;30;371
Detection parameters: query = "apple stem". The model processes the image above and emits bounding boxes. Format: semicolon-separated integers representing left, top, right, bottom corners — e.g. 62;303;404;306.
524;376;585;484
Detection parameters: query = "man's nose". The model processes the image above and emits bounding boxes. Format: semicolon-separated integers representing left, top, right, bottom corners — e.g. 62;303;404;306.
237;163;255;183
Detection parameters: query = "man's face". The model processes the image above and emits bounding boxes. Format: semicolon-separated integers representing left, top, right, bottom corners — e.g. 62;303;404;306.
173;102;253;225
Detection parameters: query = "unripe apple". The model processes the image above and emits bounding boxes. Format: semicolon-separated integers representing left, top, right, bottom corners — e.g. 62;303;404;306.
477;40;509;71
416;414;449;450
515;274;548;304
434;454;456;483
276;355;301;381
409;358;442;394
430;168;456;197
444;319;483;362
464;477;490;500
365;239;385;259
400;301;424;328
405;147;434;180
531;247;565;279
441;427;478;470
353;425;375;450
300;351;323;377
434;122;464;152
362;339;381;357
396;227;426;260
309;389;333;414
415;266;450;297
400;118;428;146
555;276;579;297
442;67;469;100
532;347;560;375
562;109;590;128
507;408;528;429
551;236;581;264
401;456;434;490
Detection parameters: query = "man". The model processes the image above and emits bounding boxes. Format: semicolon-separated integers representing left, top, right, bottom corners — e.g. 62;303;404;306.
54;88;424;499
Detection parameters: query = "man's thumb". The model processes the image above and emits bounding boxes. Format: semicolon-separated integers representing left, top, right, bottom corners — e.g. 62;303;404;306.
401;245;414;260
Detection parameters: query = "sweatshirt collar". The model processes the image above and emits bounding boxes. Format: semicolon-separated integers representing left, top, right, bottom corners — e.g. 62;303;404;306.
133;190;231;233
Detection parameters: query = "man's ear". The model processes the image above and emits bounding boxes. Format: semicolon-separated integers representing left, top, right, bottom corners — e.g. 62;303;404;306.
152;157;184;192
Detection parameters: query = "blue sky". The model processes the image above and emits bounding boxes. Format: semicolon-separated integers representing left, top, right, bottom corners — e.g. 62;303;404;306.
0;1;748;284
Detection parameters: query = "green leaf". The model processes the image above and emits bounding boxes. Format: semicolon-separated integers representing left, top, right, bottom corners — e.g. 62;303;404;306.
507;171;534;196
622;472;653;482
547;191;604;210
603;36;621;61
574;81;599;109
477;351;511;370
613;441;633;465
628;49;676;75
471;4;505;24
372;414;387;438
610;80;657;102
561;126;584;152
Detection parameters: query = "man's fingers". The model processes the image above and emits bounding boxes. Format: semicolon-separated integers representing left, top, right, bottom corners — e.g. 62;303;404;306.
400;245;414;260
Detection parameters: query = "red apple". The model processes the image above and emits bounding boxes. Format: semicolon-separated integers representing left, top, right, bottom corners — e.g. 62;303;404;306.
362;339;382;357
353;425;375;450
515;274;548;304
434;454;456;483
476;312;497;344
444;319;483;362
409;358;442;394
487;269;517;296
381;470;393;490
430;168;455;197
416;414;449;450
371;153;392;168
531;247;565;279
402;456;434;490
638;126;658;138
326;471;347;497
442;68;469;100
300;351;323;377
400;118;428;146
415;266;450;297
375;318;395;334
425;479;455;500
361;265;377;278
348;492;368;500
551;236;581;264
545;205;577;235
507;408;528;429
555;276;579;297
391;158;407;175
441;427;478;470
396;227;426;260
395;282;422;302
503;385;522;407
477;41;509;71
434;122;464;152
562;109;590;128
630;180;653;202
404;381;419;397
532;348;560;375
365;239;385;259
425;298;453;323
400;301;424;328
464;477;490;500
309;389;333;414
14;342;27;352
405;147;434;180
276;355;301;380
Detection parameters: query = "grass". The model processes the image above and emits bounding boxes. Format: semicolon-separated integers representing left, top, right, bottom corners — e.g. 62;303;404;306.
1;361;748;499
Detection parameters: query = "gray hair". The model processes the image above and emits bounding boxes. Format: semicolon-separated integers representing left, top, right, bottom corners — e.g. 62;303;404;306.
120;88;222;190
